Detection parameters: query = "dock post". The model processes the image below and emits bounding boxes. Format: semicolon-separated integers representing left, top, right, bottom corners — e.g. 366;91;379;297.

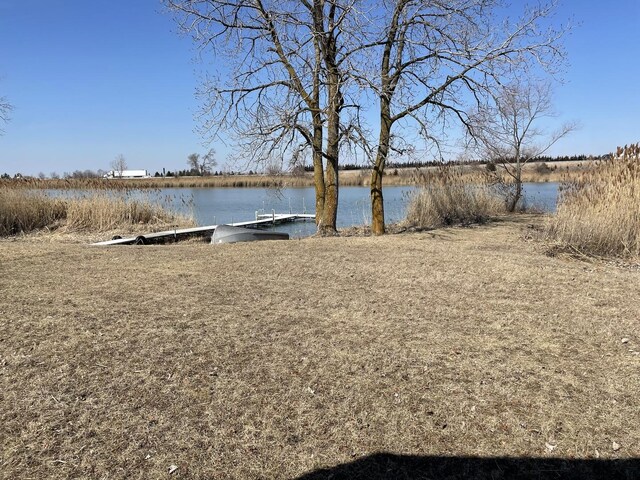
272;209;276;224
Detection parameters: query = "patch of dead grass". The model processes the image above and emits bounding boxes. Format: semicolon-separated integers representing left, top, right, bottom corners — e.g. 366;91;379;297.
1;218;639;479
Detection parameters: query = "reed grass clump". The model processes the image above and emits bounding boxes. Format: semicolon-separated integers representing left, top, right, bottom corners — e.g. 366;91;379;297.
0;188;66;235
0;188;195;236
63;193;194;232
406;166;506;228
547;144;640;258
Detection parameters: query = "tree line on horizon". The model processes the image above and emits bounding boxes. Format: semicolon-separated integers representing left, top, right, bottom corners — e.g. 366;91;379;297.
1;152;611;181
318;154;607;172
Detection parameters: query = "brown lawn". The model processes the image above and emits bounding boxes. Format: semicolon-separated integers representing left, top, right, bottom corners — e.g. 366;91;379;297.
1;217;638;479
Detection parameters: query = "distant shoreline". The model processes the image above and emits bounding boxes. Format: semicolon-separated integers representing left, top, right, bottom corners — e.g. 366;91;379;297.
2;159;597;190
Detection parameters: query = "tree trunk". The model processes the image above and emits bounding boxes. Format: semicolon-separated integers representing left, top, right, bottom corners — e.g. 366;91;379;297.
321;71;340;235
371;163;385;235
507;157;522;212
318;4;340;235
371;110;392;235
312;112;325;225
310;9;324;227
322;157;338;234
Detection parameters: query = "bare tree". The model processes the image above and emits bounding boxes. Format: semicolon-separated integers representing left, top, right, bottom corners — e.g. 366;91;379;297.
164;1;325;226
166;1;569;235
187;149;218;175
164;0;364;234
359;0;569;234
0;96;12;135
202;149;217;176
468;80;577;211
187;153;200;174
110;154;128;178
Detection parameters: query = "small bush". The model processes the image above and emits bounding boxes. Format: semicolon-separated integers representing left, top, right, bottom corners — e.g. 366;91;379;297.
546;144;640;257
406;166;505;228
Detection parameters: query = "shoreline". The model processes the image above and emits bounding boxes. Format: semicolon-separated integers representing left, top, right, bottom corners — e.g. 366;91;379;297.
2;160;597;190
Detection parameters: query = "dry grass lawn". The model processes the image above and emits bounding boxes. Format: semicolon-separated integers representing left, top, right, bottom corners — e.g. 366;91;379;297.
1;217;639;479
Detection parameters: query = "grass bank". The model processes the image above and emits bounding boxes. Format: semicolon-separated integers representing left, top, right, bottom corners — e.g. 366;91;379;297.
0;188;194;237
1;218;638;478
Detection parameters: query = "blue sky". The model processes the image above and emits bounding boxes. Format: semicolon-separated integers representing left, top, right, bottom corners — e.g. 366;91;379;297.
0;0;638;176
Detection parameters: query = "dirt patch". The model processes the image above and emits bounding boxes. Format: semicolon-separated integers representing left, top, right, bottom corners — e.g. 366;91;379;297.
1;218;639;479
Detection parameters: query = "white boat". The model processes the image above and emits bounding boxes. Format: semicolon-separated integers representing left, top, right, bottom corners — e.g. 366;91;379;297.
211;224;289;244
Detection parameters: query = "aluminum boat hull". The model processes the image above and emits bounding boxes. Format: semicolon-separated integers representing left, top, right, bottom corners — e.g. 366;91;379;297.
211;224;289;244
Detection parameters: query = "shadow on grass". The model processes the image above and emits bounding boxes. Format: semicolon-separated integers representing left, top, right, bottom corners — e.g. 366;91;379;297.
295;452;639;479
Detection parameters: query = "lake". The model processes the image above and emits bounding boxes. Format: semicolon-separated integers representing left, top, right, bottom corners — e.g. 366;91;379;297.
43;182;559;237
157;182;559;237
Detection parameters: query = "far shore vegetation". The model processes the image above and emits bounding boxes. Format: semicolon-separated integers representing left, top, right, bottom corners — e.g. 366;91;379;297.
1;155;606;190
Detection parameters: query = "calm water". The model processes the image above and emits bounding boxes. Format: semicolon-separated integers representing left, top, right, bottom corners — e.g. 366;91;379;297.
518;182;559;211
45;182;560;238
159;182;559;237
162;185;416;238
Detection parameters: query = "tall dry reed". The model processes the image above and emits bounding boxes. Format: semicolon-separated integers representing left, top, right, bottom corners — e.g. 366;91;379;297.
406;166;505;228
63;193;194;232
547;144;640;257
0;189;194;236
0;188;67;235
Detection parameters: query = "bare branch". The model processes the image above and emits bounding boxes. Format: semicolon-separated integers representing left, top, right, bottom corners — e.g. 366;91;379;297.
0;96;13;135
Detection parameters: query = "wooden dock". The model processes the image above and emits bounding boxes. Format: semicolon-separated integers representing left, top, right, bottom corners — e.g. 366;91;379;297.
91;213;316;246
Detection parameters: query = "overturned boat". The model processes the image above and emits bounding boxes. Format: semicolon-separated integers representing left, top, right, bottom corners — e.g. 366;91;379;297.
211;224;289;244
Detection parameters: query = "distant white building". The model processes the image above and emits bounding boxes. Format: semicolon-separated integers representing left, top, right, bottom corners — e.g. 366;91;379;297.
104;169;151;179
